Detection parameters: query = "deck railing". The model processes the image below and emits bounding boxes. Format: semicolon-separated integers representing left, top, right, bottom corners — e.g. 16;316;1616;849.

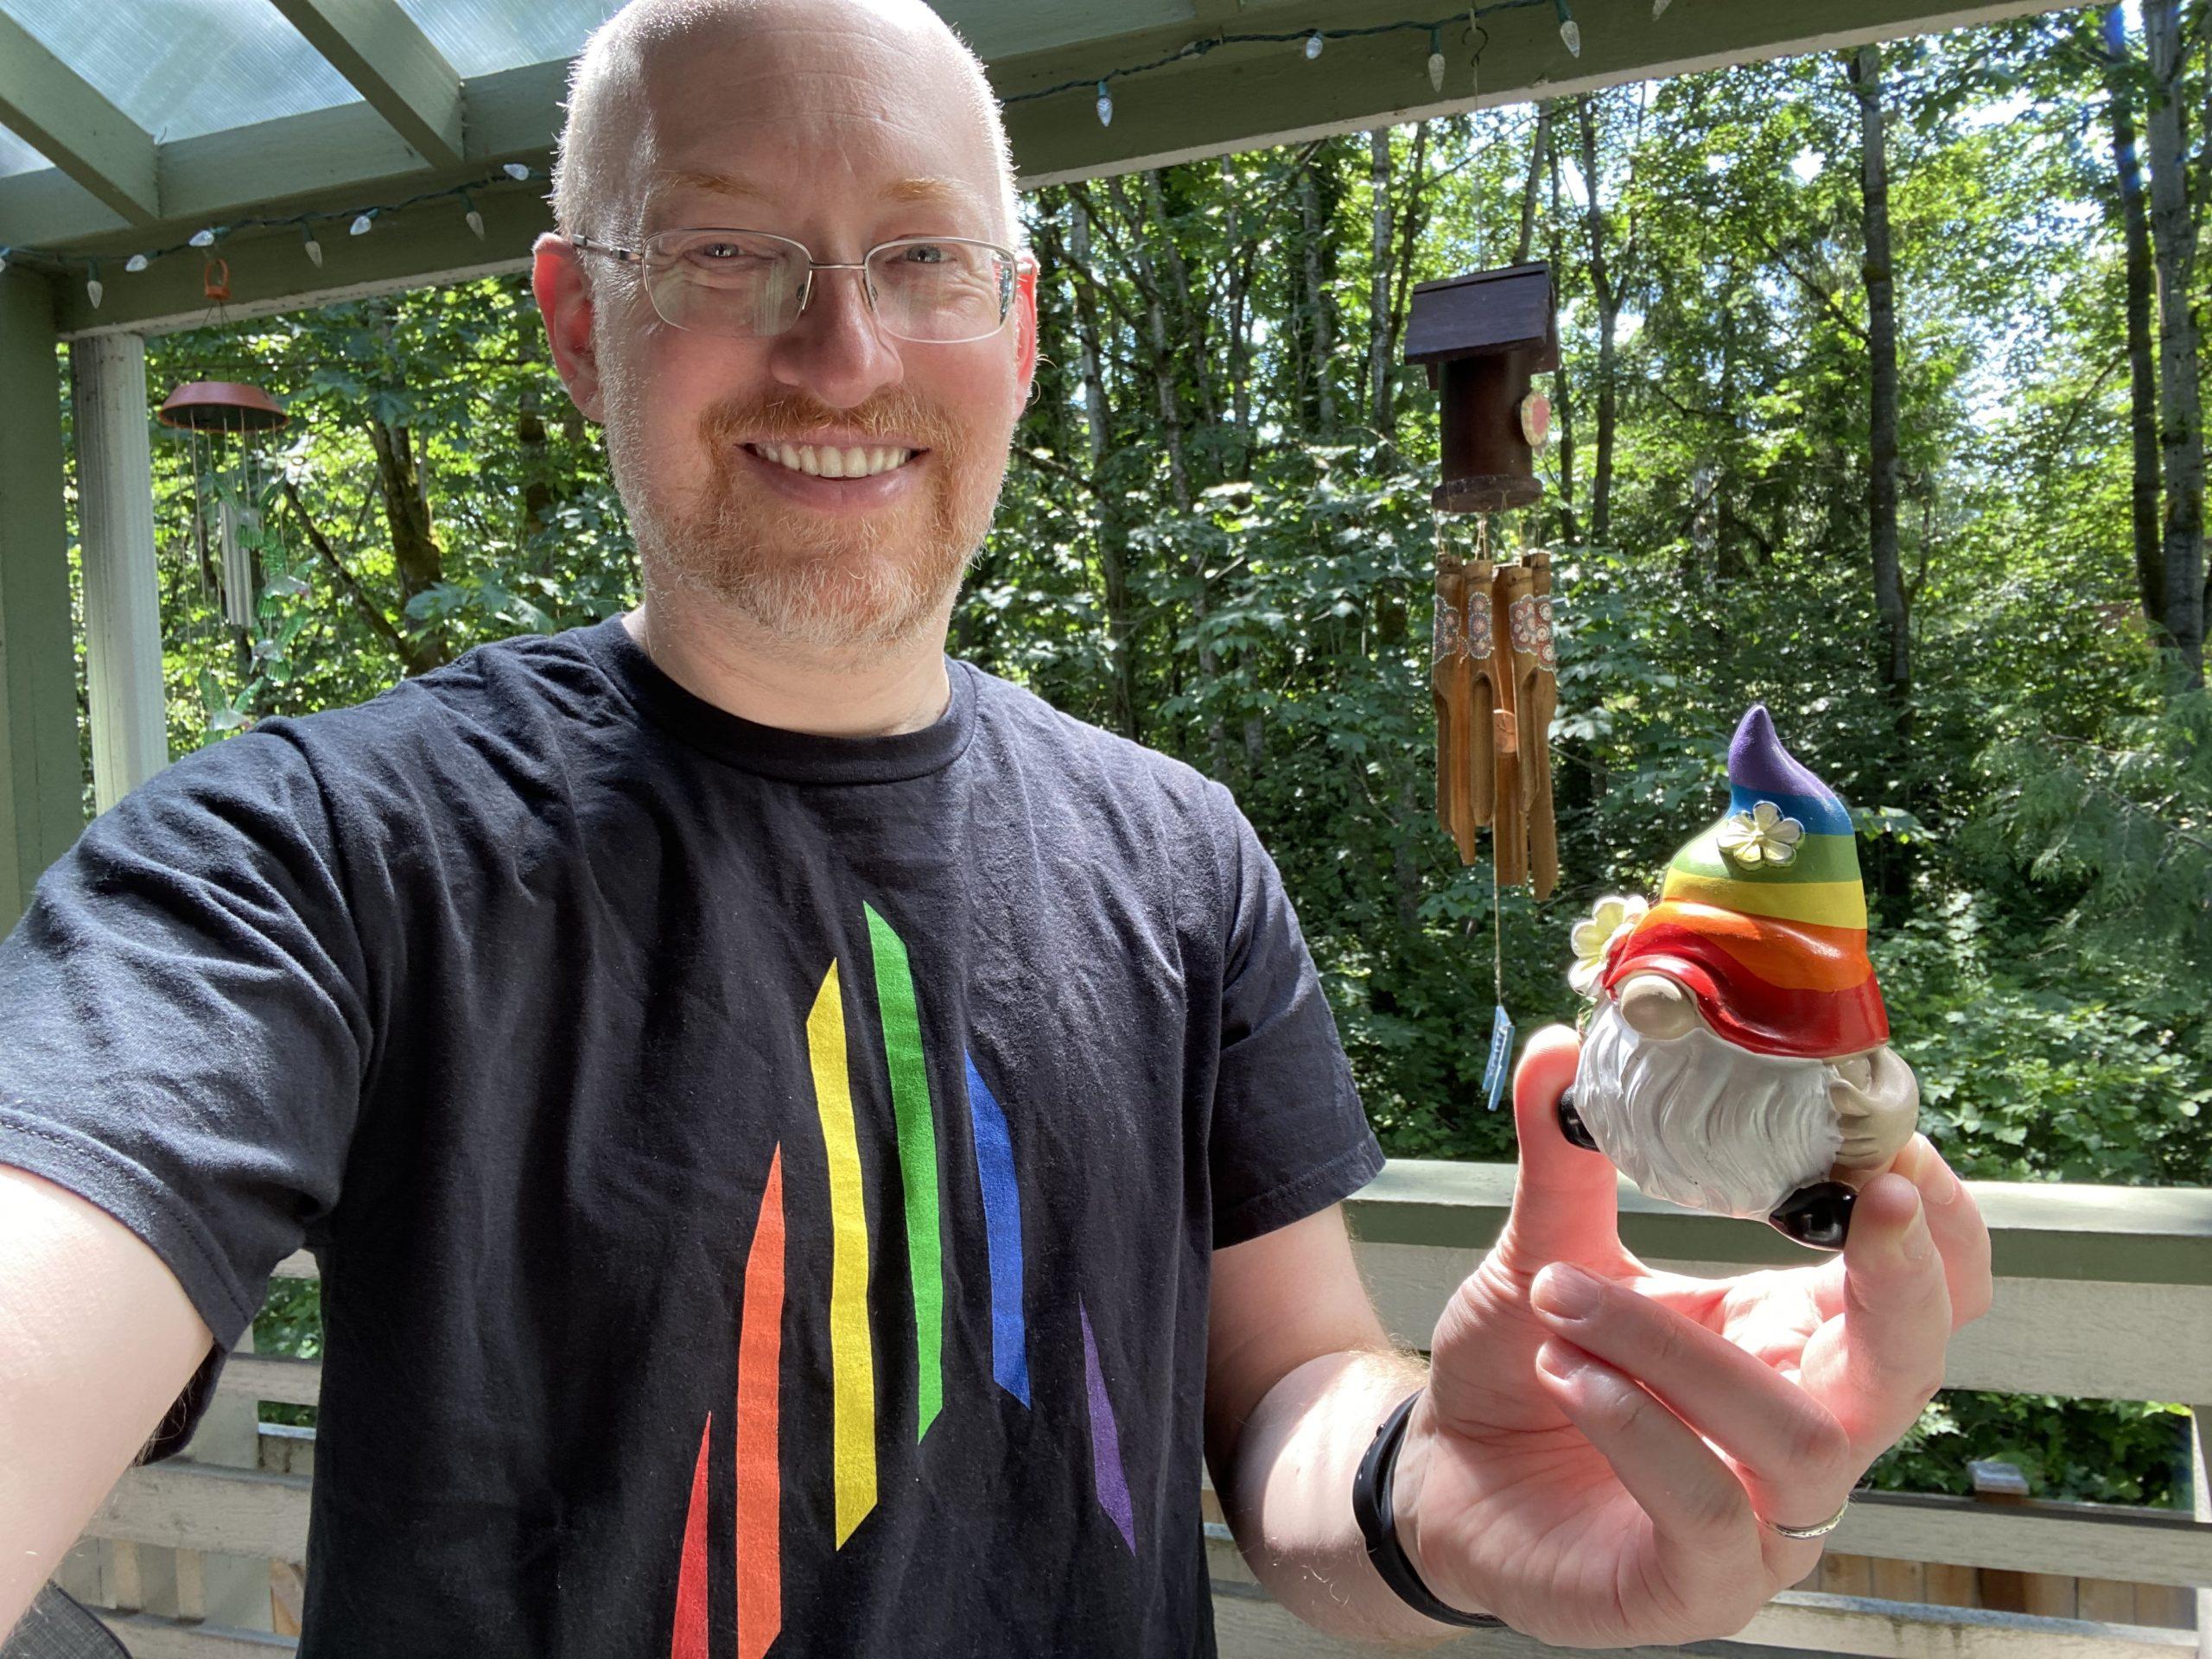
51;1160;2212;1658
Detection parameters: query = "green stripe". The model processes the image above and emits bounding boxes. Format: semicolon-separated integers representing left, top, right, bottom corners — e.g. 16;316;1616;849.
1671;827;1862;886
865;903;944;1439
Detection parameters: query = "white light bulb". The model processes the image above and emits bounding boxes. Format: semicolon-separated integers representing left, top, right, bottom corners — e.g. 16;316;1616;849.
1428;51;1446;92
1652;0;1672;14
86;275;103;308
1096;80;1113;127
189;227;216;248
1306;31;1324;59
465;207;485;239
1560;19;1581;54
350;213;373;236
303;236;323;268
125;252;149;272
503;162;530;181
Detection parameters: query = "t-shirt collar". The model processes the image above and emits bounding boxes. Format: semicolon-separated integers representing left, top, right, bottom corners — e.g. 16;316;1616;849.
577;613;976;785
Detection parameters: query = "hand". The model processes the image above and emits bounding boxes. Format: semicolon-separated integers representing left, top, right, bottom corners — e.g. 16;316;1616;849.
1392;1024;1993;1649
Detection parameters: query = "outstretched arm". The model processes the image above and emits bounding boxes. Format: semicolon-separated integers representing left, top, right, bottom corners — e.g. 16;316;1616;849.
0;1166;214;1642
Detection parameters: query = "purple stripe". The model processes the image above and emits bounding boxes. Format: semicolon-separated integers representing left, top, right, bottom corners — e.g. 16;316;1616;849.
1728;704;1835;800
1078;1300;1135;1554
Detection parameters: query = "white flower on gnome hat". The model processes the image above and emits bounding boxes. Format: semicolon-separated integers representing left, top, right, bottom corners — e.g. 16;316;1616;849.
1717;798;1805;868
1569;893;1648;998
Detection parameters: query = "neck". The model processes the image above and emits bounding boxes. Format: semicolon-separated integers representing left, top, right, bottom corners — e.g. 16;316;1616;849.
621;587;953;739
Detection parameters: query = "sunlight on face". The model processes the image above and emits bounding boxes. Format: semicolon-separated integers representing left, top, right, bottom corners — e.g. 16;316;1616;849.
588;2;1029;651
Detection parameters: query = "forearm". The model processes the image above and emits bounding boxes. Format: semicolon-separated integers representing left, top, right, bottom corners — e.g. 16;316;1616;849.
1215;1346;1471;1648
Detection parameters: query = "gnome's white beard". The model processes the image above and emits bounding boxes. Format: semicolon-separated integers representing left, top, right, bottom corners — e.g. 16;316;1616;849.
1575;997;1843;1219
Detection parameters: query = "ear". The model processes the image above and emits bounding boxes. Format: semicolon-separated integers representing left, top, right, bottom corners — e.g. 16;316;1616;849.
1009;251;1039;418
1616;971;1698;1040
531;232;607;424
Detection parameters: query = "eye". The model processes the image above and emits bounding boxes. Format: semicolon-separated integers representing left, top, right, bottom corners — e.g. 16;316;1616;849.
894;243;951;265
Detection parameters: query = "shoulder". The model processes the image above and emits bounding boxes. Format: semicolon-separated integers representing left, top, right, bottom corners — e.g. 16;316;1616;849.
962;662;1236;829
106;626;625;861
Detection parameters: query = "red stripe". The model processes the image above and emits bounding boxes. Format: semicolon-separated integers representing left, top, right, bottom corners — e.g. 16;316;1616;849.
736;1149;786;1659
671;1413;711;1659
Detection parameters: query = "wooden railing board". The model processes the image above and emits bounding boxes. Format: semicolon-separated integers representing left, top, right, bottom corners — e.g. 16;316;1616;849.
1346;1162;2212;1287
94;1611;297;1657
1353;1240;2212;1405
89;1462;312;1564
215;1352;322;1408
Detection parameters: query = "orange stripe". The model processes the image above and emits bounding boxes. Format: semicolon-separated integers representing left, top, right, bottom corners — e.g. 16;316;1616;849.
735;1150;785;1659
1638;900;1872;992
670;1413;711;1659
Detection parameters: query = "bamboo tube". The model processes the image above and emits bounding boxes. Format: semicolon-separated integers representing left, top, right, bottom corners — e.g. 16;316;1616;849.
1522;551;1560;899
1490;560;1529;888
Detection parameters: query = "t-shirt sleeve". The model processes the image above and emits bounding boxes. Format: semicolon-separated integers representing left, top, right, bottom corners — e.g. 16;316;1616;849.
1202;783;1384;1249
0;728;372;1459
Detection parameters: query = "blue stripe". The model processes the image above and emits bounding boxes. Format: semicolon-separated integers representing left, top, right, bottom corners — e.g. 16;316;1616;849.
965;1053;1031;1408
1728;784;1853;837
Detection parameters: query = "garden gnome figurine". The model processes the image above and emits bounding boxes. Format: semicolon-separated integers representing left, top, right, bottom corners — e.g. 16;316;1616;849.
1557;705;1919;1249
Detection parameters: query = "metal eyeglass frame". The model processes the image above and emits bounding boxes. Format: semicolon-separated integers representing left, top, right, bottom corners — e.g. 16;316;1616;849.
567;227;1023;344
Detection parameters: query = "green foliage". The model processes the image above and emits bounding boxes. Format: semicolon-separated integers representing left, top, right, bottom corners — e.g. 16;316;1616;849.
1866;1391;2194;1505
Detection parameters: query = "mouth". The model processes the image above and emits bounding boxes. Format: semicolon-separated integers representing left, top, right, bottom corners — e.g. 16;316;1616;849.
742;441;923;479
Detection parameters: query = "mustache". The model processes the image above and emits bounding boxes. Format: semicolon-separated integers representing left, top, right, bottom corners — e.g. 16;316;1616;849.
699;389;969;455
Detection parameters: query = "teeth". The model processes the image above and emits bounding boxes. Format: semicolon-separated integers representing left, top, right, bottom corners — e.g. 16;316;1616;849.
752;443;913;478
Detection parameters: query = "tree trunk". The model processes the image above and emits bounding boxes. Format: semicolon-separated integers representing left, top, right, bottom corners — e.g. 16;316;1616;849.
1546;130;1579;543
1577;96;1622;545
365;416;452;673
1850;45;1910;721
1516;105;1551;265
512;276;556;557
2103;5;2164;634
1068;200;1140;741
1300;166;1337;435
2145;0;2206;685
1368;128;1396;460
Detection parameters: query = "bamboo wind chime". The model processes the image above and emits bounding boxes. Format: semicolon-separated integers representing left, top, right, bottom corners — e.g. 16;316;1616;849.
1406;263;1563;902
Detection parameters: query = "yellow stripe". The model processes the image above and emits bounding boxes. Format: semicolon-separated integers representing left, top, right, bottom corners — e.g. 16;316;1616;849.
1660;868;1868;928
807;963;876;1546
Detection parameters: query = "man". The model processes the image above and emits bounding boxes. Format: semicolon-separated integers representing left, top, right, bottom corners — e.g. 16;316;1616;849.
0;0;1991;1652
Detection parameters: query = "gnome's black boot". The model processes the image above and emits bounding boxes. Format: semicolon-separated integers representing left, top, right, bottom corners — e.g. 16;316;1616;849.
1555;1088;1601;1153
1770;1181;1856;1249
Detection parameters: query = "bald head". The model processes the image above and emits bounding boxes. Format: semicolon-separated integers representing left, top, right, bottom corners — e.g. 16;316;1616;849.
551;0;1022;250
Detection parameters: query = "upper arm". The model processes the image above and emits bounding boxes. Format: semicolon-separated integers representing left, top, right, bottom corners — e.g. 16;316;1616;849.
0;1164;215;1637
1204;1201;1391;1483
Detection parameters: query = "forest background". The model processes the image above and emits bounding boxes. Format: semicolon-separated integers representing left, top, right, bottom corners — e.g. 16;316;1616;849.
92;6;2210;1507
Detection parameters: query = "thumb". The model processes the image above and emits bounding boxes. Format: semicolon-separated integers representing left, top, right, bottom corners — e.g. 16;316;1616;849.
1491;1022;1621;1274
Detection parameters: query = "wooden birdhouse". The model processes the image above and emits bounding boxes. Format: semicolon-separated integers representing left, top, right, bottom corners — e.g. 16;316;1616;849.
1403;262;1560;514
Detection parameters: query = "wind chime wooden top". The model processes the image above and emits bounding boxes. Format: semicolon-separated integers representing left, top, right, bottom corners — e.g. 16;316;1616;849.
1404;262;1559;515
1408;261;1561;899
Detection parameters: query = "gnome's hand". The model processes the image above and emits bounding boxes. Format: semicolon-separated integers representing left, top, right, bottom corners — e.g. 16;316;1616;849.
1829;1044;1921;1176
1389;1025;1992;1648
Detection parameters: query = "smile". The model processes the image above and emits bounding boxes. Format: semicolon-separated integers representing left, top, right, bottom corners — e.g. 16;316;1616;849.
743;442;916;478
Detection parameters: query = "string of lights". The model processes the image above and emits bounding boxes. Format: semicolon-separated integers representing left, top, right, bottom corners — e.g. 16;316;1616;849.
0;163;538;309
0;0;1675;301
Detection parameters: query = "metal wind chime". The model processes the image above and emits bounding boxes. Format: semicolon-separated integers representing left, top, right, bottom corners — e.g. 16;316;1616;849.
1403;263;1564;1107
158;376;289;677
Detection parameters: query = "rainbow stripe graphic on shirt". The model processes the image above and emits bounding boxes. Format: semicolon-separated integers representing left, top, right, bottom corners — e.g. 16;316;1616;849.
667;906;1135;1656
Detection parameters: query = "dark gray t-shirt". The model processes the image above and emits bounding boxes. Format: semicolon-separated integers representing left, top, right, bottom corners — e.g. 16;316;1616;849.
0;615;1382;1658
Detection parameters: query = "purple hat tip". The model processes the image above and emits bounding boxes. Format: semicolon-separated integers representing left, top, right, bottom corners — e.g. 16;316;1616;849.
1727;702;1834;799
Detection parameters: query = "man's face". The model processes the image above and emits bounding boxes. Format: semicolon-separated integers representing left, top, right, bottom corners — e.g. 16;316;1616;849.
555;8;1037;649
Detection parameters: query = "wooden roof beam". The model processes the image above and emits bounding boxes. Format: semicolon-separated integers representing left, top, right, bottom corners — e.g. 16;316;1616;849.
0;12;159;226
265;0;467;169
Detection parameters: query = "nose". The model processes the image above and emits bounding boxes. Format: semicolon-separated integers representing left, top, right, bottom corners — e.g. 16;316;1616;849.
767;263;904;410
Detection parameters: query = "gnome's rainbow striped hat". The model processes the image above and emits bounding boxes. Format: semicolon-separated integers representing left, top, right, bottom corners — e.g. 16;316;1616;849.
1600;704;1888;1058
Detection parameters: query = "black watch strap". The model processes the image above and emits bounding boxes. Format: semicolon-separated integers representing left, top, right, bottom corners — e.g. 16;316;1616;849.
1351;1389;1506;1630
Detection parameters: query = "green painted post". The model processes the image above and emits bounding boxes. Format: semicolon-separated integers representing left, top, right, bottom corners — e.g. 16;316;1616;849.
0;268;87;930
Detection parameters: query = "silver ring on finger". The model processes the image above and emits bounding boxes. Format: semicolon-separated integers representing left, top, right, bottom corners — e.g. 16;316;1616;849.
1760;1494;1851;1540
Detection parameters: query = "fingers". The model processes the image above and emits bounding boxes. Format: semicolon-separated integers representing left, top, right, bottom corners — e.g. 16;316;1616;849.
1496;1023;1621;1272
1529;1262;1857;1537
1891;1135;1993;1327
1530;1336;1776;1597
1801;1171;1953;1449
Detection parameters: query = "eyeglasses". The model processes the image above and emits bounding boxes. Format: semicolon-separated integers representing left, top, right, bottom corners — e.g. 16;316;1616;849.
569;227;1020;344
